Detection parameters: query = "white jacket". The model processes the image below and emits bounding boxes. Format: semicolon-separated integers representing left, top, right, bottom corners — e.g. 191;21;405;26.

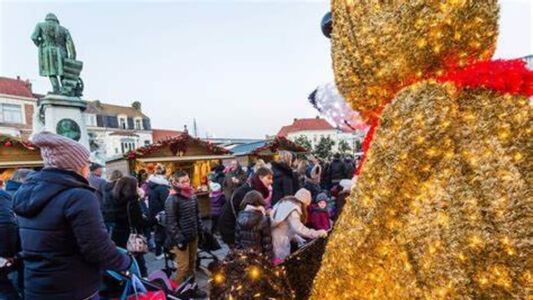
270;198;323;260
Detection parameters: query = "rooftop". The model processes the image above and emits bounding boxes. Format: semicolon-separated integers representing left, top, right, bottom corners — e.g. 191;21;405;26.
85;100;147;118
277;117;337;137
152;128;183;142
0;76;34;99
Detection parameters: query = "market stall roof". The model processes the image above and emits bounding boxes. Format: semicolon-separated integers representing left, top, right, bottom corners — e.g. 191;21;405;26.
125;132;232;161
230;136;308;156
0;134;42;168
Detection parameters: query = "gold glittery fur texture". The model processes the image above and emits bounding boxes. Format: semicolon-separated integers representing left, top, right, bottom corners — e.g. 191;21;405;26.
311;0;532;299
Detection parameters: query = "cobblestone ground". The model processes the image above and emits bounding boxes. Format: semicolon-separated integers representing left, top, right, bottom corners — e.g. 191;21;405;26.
144;234;229;299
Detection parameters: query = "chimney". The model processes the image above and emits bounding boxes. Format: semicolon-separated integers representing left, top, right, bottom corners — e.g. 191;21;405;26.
24;79;32;92
131;101;142;111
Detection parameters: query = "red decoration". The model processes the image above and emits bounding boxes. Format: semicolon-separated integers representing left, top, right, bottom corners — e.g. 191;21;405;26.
127;133;230;161
437;59;533;96
355;59;533;175
0;135;36;150
252;136;307;155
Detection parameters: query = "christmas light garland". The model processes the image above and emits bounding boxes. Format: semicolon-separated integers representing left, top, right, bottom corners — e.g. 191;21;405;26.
0;135;37;150
252;136;307;155
126;133;229;160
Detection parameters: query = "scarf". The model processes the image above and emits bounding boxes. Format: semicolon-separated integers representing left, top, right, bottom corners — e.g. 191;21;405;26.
355;59;533;176
250;174;270;199
170;185;195;199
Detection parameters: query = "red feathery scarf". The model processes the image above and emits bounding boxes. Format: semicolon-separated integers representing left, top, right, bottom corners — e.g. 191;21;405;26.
355;59;533;176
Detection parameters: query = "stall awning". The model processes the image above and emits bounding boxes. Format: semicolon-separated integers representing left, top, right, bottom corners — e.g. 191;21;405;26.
0;160;43;168
137;154;234;163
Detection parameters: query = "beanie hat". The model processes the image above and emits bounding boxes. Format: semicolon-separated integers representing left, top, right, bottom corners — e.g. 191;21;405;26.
209;182;222;192
31;131;90;171
305;164;322;180
316;192;329;203
294;188;312;206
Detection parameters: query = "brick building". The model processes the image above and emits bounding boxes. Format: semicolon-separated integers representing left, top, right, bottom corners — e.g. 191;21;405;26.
0;77;37;139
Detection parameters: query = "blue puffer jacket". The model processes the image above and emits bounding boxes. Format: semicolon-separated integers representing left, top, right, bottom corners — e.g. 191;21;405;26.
13;168;131;300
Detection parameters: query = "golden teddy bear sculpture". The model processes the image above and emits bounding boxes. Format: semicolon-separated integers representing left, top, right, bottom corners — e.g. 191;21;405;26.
311;0;531;299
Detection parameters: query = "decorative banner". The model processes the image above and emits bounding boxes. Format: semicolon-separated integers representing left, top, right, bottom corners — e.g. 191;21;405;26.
308;82;368;132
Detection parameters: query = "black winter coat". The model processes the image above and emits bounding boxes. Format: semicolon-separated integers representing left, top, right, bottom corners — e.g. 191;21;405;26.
165;192;202;249
148;179;170;220
102;181;117;224
271;161;300;205
0;189;18;259
218;183;253;245
12;168;131;300
235;208;273;258
328;158;346;183
343;159;355;178
111;196;147;248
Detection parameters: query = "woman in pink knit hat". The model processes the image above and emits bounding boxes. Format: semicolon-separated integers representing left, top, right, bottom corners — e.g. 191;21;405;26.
270;188;328;264
12;132;131;300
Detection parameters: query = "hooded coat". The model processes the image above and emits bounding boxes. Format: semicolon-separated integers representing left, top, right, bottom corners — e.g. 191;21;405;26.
218;176;270;246
209;190;226;217
235;205;273;258
147;175;170;220
4;180;22;198
270;197;324;260
12;168;131;300
271;161;300;205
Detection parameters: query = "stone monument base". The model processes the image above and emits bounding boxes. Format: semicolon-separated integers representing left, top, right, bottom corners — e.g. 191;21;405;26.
34;94;89;149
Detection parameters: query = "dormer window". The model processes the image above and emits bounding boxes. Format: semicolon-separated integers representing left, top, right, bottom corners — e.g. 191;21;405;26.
119;117;127;129
135;118;142;130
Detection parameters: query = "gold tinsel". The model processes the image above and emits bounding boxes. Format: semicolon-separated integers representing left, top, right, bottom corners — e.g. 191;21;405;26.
311;1;532;299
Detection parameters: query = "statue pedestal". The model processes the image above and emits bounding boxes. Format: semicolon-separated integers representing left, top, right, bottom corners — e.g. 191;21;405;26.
33;94;89;149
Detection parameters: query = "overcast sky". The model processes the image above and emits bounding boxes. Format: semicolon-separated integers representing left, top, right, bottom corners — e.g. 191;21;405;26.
1;0;531;138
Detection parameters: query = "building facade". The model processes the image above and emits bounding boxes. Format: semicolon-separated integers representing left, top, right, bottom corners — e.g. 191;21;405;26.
0;76;154;162
84;100;152;161
277;117;365;153
0;77;36;139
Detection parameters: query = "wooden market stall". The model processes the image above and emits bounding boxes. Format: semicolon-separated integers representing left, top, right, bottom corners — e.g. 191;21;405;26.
0;135;42;183
226;136;308;167
106;133;233;217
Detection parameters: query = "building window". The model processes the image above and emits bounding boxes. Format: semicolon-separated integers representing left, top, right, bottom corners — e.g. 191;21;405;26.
119;117;127;129
85;114;96;126
144;140;150;146
115;148;119;154
135;119;142;130
0;104;23;124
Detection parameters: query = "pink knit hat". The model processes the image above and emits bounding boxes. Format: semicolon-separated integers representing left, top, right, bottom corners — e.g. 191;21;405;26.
294;188;312;206
31;131;90;171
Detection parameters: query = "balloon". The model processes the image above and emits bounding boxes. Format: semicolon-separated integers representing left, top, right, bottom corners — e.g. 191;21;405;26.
321;11;332;38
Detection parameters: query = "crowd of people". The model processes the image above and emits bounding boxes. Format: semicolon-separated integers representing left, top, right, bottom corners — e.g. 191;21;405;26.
0;131;356;300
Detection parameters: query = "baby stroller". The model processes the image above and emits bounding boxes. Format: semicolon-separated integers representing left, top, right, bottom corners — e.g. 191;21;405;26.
101;247;197;300
196;226;222;273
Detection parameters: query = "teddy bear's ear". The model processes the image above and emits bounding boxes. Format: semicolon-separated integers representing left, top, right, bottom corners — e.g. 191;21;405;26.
331;0;499;122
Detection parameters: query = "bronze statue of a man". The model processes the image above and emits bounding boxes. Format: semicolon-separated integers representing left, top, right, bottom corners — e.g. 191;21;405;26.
31;13;83;96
